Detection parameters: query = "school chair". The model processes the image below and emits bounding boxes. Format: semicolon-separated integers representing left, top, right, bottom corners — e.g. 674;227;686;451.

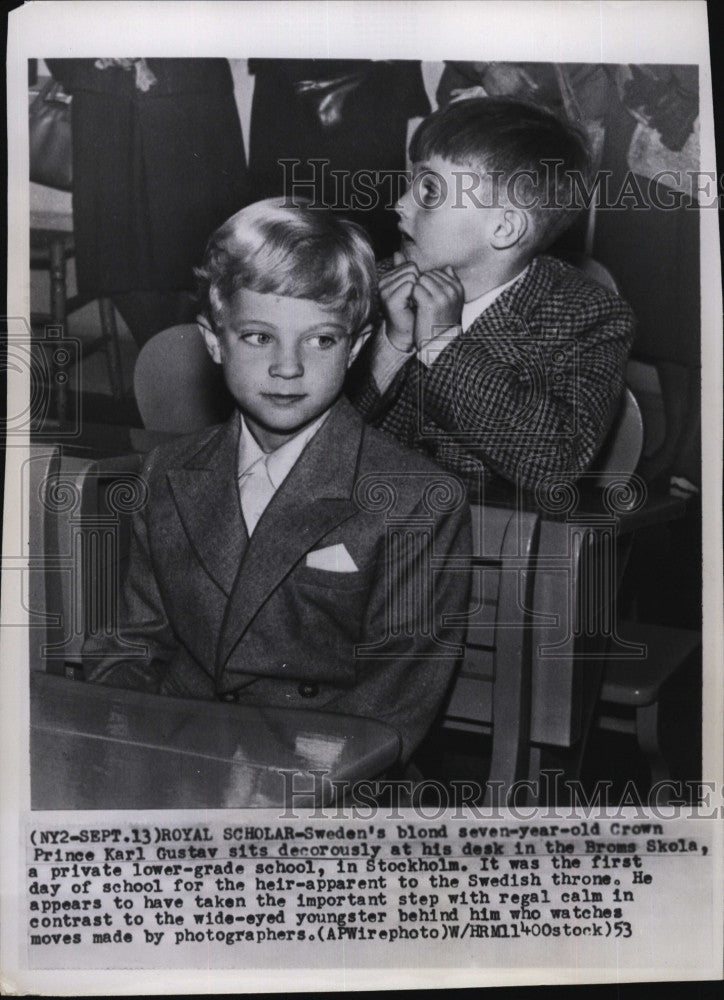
578;256;620;294
591;387;644;487
581;255;701;497
30;217;126;420
435;385;690;805
439;504;540;806
133;324;235;432
591;391;701;792
27;445;142;678
575;260;700;786
596;622;701;788
26;448;65;673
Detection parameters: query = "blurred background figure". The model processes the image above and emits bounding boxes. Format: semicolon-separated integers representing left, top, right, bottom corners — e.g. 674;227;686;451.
595;64;700;495
45;58;250;348
247;59;429;258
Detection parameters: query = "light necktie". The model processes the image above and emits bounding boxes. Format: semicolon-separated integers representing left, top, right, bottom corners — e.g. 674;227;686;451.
238;455;276;536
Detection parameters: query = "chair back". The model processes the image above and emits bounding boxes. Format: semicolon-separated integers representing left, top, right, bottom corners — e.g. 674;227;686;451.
578;257;619;294
441;505;540;805
440;380;643;803
134;324;235;432
577;258;644;478
591;387;644;484
28;447;147;676
28;447;98;672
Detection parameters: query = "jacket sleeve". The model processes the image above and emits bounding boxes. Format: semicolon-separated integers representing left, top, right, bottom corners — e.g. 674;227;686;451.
349;287;635;491
327;487;472;765
83;455;177;692
417;293;635;490
345;325;412;423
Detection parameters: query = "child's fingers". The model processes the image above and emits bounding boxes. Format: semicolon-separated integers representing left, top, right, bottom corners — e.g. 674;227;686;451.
380;261;419;285
380;274;418;300
415;270;460;299
432;269;460;289
441;265;465;295
410;276;442;304
381;281;419;320
379;268;419;297
430;266;461;285
386;289;417;315
393;251;406;267
423;269;465;301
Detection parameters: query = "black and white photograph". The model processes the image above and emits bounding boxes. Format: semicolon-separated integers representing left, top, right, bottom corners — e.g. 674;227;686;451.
2;0;722;992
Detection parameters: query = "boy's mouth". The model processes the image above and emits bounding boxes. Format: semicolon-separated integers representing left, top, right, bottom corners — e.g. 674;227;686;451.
398;229;415;259
261;392;307;407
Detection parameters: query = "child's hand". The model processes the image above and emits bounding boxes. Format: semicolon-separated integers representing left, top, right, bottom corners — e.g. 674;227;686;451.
379;255;420;351
411;266;465;349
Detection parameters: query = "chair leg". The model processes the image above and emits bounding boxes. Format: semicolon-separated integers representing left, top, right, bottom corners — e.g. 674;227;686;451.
98;298;125;400
48;237;68;422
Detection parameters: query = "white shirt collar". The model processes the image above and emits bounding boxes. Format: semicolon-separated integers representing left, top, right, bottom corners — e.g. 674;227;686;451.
237;409;330;491
461;265;529;330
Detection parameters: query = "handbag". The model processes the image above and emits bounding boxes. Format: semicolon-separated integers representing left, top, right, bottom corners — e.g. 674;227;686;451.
29;78;73;190
294;70;369;129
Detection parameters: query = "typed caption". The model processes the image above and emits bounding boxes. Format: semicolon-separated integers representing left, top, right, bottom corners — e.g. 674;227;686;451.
25;814;714;971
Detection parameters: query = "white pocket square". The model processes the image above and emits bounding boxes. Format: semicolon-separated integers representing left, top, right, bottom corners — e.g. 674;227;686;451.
306;543;359;572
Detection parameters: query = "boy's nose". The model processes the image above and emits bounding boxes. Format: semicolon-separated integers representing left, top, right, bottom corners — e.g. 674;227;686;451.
269;348;303;379
394;184;413;218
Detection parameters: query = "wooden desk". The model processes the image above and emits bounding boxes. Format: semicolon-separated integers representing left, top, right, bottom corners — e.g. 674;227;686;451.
30;672;400;810
52;423;179;461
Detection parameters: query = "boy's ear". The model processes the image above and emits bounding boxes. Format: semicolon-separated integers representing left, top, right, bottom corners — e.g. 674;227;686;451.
347;325;371;367
490;207;529;249
197;315;222;364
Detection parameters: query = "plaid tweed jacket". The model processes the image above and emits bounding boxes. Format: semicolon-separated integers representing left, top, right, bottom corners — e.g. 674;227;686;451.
346;254;635;493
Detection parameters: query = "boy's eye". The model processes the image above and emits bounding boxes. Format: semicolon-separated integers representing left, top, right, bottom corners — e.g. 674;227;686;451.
239;331;272;346
418;172;442;208
308;334;338;349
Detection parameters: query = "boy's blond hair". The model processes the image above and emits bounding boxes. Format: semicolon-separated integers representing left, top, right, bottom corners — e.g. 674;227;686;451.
196;198;377;337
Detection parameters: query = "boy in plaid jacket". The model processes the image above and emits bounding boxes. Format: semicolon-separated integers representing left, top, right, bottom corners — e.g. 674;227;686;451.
346;97;635;494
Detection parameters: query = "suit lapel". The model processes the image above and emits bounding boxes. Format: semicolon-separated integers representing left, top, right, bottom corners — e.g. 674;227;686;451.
166;415;248;596
464;255;555;339
216;397;362;672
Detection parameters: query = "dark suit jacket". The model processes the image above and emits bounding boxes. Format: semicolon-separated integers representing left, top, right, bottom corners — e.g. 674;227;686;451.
346;254;635;493
247;59;429;259
84;398;471;763
45;59;248;295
